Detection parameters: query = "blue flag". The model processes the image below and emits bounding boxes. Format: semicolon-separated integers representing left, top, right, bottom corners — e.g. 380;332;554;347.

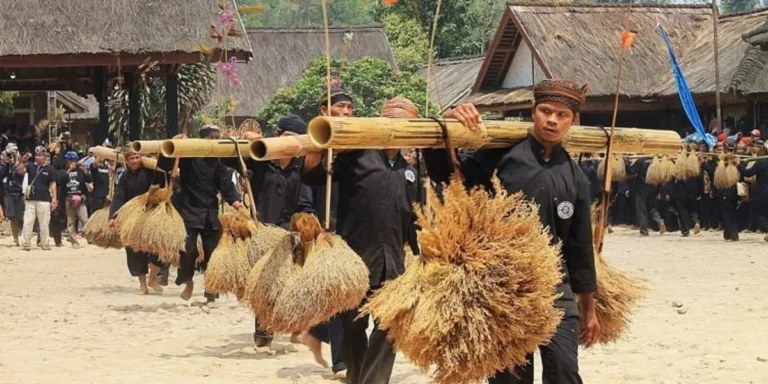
657;24;714;148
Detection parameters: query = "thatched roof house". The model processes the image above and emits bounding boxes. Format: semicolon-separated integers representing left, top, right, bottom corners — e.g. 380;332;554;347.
467;2;712;112
418;56;484;112
231;26;396;119
654;8;768;98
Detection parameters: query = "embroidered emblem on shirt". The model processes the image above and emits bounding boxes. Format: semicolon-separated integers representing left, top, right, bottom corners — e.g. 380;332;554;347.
557;201;574;220
404;169;416;183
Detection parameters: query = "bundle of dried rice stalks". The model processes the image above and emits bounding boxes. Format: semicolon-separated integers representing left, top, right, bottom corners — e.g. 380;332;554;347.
361;176;562;384
587;205;649;346
114;184;187;256
83;207;122;249
713;155;741;189
674;150;701;180
597;155;627;182
246;213;368;333
646;156;674;185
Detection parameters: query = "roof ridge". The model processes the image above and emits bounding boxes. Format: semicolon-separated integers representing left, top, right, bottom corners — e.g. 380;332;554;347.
433;54;486;64
720;7;768;19
507;1;711;10
245;25;383;32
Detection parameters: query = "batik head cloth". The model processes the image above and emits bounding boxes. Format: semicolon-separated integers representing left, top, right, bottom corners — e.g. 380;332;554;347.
533;78;589;113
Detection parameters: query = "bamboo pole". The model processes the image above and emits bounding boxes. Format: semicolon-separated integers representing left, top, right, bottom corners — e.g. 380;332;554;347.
249;135;321;161
130;140;164;154
308;117;682;156
90;146;159;170
160;139;251;158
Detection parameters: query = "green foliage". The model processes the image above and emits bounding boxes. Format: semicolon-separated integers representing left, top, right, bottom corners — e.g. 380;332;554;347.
0;91;18;117
721;0;761;13
237;0;375;27
108;64;216;141
258;57;435;133
380;13;429;72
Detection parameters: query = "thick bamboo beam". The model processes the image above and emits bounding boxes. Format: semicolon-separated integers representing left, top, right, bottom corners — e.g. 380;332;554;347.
249;135;321;161
90;146;159;170
160;139;251;158
308;117;682;155
130;140;164;154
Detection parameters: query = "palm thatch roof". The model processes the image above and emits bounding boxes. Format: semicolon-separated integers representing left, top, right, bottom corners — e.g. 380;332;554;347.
418;55;485;111
231;26;396;117
654;8;768;96
0;0;251;65
60;93;99;121
470;2;711;109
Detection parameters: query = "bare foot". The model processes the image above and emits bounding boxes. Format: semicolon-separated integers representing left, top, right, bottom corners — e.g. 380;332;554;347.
180;281;194;301
290;332;301;344
138;285;149;295
299;332;328;368
147;280;163;292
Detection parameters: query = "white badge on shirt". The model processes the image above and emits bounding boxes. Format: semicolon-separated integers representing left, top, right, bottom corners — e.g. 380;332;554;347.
404;169;416;183
557;200;574;220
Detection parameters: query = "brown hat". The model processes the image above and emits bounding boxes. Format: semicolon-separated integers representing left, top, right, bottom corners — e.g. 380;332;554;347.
533;78;589;113
381;96;420;118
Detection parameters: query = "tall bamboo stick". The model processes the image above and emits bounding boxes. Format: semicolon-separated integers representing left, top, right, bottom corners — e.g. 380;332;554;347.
249;135;321;161
308;117;682;155
160;139;251;158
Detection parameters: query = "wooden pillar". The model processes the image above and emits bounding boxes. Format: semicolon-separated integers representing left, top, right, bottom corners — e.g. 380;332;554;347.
165;66;179;138
126;71;141;141
94;66;109;146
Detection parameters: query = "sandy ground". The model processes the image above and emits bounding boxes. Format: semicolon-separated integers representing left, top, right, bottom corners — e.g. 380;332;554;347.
1;226;767;384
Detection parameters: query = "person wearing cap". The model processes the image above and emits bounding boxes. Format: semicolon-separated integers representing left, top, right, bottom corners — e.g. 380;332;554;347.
425;78;599;384
302;91;427;383
158;125;244;302
0;143;25;245
59;151;91;248
18;146;58;251
88;152;112;215
739;142;768;241
704;142;740;241
227;115;317;351
108;145;167;294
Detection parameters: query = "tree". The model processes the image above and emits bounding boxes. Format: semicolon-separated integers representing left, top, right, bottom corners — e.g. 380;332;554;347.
237;0;375;28
380;13;430;72
258;57;435;133
0;92;18;117
721;0;761;13
109;64;216;141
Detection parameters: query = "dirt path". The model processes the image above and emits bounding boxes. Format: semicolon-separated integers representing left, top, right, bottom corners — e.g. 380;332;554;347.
0;227;766;384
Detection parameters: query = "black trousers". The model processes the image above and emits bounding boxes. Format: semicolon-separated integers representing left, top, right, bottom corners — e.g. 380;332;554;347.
253;317;273;343
672;197;691;235
340;308;396;384
309;314;346;373
685;198;700;226
720;199;739;241
489;315;582;384
126;248;163;277
176;222;220;286
636;192;663;233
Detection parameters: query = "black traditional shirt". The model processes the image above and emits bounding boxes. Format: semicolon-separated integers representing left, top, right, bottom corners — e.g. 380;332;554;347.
425;136;597;316
740;159;768;199
90;163;111;201
158;157;240;230
109;167;166;219
1;161;24;195
302;150;415;288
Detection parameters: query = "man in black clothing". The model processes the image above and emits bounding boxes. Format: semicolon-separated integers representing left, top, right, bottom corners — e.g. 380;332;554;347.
740;153;768;241
88;155;112;214
61;151;91;247
234;116;316;350
108;147;166;294
0;143;24;245
630;158;665;236
158;125;244;302
301;95;423;384
425;79;599;384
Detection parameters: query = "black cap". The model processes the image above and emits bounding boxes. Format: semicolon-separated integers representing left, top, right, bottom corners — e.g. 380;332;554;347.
277;115;307;135
320;87;352;107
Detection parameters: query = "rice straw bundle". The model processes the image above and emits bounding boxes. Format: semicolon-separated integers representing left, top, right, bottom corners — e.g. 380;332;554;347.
646;156;674;185
115;184;187;256
674;149;701;180
586;205;649;345
361;176;563;384
713;156;741;189
205;213;252;298
246;213;369;333
83;207;122;249
597;155;627;182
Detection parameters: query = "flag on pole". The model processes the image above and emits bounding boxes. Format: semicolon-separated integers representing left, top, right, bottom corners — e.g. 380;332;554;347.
656;24;715;148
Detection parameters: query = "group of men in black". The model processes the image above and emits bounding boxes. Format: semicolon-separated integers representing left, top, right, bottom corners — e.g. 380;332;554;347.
582;139;768;242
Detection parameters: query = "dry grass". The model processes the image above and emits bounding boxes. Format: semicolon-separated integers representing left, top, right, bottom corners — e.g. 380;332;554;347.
114;185;186;257
246;213;369;333
361;176;563;384
646;156;675;185
597;155;627;182
674;149;701;180
714;157;741;189
588;205;649;346
83;207;122;249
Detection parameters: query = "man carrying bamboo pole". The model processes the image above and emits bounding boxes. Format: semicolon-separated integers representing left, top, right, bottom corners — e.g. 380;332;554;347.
158;125;244;302
107;147;166;294
301;94;422;384
425;78;599;384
